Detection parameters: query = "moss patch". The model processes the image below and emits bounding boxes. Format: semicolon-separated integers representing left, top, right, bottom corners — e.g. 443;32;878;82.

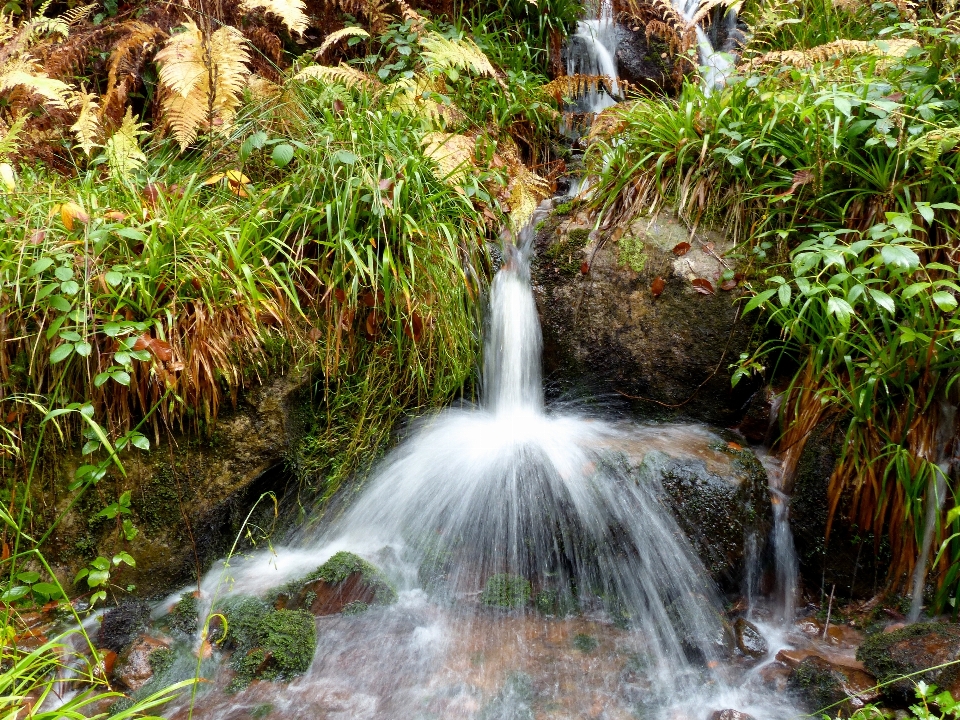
544;227;590;275
617;234;647;274
287;551;397;605
167;593;199;636
481;574;531;608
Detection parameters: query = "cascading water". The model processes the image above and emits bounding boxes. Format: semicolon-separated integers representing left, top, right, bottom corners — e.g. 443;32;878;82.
155;206;804;719
565;0;620;112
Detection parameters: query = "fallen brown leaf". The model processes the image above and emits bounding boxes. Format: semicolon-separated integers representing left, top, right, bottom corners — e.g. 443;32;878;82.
651;276;665;297
672;242;691;256
692;278;715;295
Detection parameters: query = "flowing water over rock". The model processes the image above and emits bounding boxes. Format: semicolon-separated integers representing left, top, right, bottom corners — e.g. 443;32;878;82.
140;203;811;720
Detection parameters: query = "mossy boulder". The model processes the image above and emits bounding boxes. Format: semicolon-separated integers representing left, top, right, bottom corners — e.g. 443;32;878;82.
218;595;317;693
481;574;532;608
620;425;772;591
112;636;170;692
98;600;152;654
533;208;759;425
274;551;397;616
856;622;960;703
787;655;877;717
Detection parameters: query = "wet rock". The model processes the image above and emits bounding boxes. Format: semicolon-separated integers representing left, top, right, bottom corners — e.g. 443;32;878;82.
534;208;759;426
113;636;169;691
734;618;768;658
790;422;893;600
856;622;960;702
98;600;151;653
47;374;308;596
274;551;397;616
787;655;878;716
613;25;673;90
218;595;318;692
710;711;756;720
618;425;772;590
165;592;200;636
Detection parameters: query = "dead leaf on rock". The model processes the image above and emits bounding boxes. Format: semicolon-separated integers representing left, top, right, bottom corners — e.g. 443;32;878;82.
672;242;691;256
721;280;738;291
580;261;590;275
692;278;715;295
651;276;665;297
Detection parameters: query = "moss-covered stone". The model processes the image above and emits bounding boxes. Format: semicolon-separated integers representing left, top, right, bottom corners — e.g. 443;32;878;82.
148;646;174;675
856;622;960;702
167;593;199;636
98;600;151;654
274;551;397;615
220;598;317;693
787;656;849;715
543;227;590;275
616;235;647;273
480;574;531;608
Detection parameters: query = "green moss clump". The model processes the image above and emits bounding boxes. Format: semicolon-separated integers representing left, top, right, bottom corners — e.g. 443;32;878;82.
294;551;397;605
481;574;531;608
617;235;647;274
544;228;590;275
258;609;316;676
856;622;960;698
554;201;574;215
342;601;369;615
148;647;174;675
168;593;199;636
572;633;598;653
221;603;317;693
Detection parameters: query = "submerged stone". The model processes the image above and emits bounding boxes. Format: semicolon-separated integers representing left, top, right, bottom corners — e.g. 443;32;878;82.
709;711;756;720
113;636;169;692
734;618;768;659
274;551;397;615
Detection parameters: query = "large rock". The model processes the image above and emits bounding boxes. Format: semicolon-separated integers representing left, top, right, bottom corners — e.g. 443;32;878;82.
534;207;759;426
113;636;169;691
274;551;398;616
47;373;310;596
613;424;772;590
857;622;960;703
787;655;878;716
614;24;675;90
789;421;893;600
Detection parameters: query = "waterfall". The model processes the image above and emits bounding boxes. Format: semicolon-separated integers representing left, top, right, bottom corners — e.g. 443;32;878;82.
565;0;620;112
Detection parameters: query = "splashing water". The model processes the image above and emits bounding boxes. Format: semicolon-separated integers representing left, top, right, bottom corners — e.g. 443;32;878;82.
163;204;805;720
565;0;620;113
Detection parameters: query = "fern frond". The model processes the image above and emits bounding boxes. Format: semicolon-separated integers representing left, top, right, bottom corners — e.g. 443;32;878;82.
291;62;381;90
389;74;466;128
155;21;250;149
103;21;168;125
541;74;632;101
61;3;97;26
740;38;919;69
70;87;100;155
422;132;476;184
247;73;282;100
498;138;550;231
419;32;498;80
0;57;74;109
240;0;309;34
104;107;147;181
687;0;738;28
318;27;370;56
0;114;27;162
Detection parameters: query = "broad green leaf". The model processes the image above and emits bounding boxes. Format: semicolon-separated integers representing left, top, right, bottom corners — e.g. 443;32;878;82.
932;291;958;311
916;202;934;224
131;434;150;450
113;551;135;567
28;257;54;276
902;282;931;299
335;150;358;165
55;265;74;282
31;582;64;597
778;283;792;307
1;586;29;602
827;297;854;327
87;569;110;587
881;244;920;270
61;280;80;295
60;330;82;342
113;370;131;386
16;571;40;584
743;288;777;314
50;343;74;363
105;271;124;286
115;227;147;241
869;289;895;313
271;143;295;167
74;341;92;357
48;294;72;312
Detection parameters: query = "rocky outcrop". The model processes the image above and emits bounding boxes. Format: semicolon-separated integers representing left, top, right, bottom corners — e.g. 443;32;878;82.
734;618;768;659
787;655;877;716
113;636;170;692
790;421;892;600
614;424;772;590
48;373;310;597
534;207;759;426
857;623;960;703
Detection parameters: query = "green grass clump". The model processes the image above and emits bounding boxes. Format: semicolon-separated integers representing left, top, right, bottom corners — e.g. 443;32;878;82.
480;574;532;608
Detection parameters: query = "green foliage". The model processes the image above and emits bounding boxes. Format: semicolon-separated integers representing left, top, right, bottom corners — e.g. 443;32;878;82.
544;227;590;275
480;573;531;608
220;595;272;653
847;683;960;720
222;603;317;692
257;609;316;676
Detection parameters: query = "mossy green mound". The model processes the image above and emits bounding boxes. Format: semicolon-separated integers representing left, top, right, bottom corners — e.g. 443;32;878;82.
481;574;532;608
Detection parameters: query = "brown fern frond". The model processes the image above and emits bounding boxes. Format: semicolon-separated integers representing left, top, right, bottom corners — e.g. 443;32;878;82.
41;26;109;80
621;0;686;36
0;56;74;110
687;0;738;27
740;38;919;69
240;0;309;34
102;22;168;127
541;74;632;102
155;21;250;149
317;26;370;57
247;27;284;64
422;131;476;183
